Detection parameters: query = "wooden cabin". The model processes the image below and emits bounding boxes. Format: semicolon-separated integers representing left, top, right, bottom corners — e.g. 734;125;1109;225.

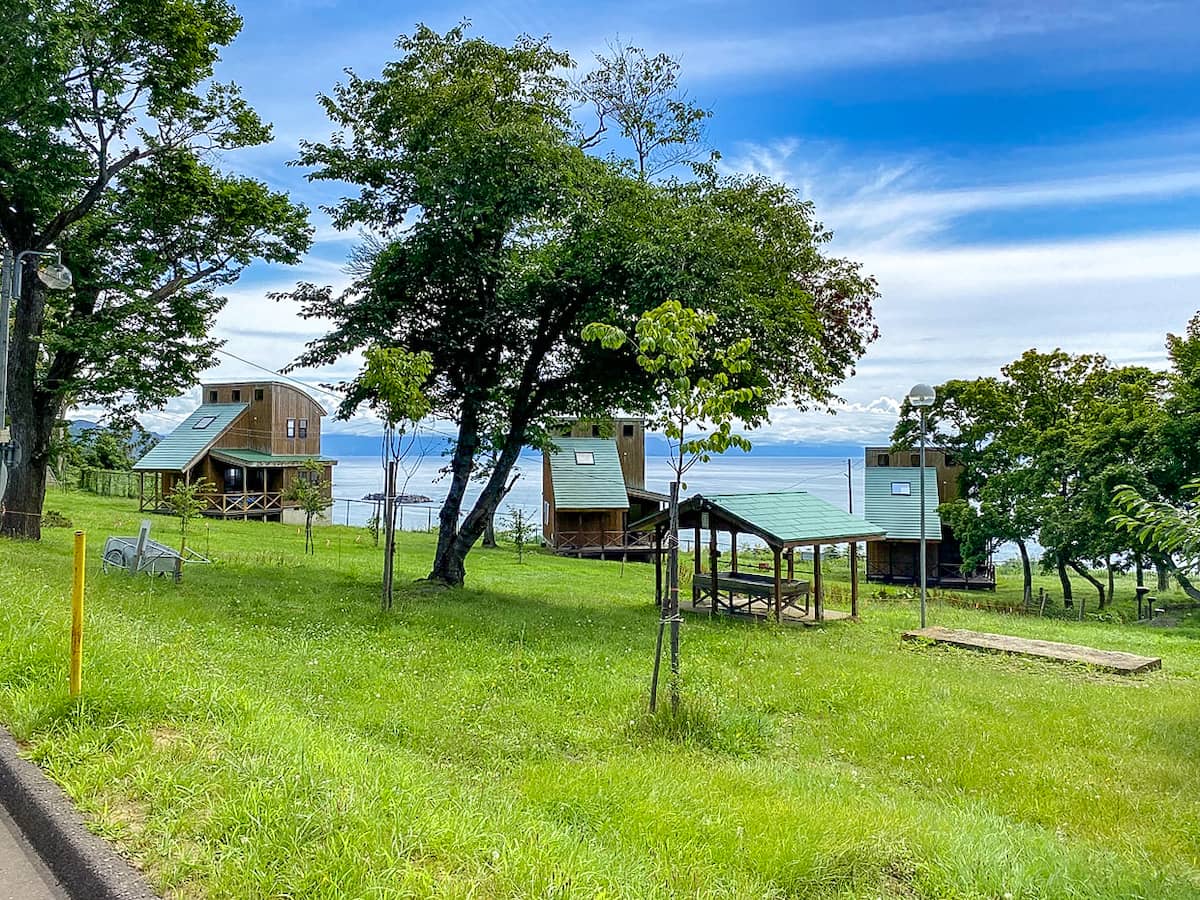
862;445;995;589
541;418;667;558
133;380;336;522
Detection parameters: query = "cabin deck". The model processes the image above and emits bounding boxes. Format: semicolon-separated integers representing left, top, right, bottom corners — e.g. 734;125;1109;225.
902;626;1162;674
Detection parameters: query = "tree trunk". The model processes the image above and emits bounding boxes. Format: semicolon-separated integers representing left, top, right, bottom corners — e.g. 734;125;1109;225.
428;401;481;584
1;274;55;539
1135;555;1144;589
1158;556;1200;602
482;513;497;548
428;403;528;586
1068;560;1105;608
1156;561;1170;592
1057;558;1073;607
1105;555;1114;609
1016;539;1033;607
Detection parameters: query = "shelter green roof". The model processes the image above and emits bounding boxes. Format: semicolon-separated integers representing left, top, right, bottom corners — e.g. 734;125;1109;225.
629;491;885;547
547;437;629;510
133;404;247;473
863;467;942;541
211;449;337;468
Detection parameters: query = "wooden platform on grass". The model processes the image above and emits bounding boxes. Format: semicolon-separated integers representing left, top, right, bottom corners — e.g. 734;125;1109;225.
902;626;1162;674
686;597;853;627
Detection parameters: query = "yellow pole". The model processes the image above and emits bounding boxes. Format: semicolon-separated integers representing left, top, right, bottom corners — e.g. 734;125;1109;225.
70;530;85;697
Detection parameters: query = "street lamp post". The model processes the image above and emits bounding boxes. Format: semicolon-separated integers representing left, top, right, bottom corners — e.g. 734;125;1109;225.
907;382;936;629
0;247;74;501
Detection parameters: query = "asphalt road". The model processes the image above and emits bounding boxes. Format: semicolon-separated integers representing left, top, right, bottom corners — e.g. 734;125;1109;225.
0;806;66;900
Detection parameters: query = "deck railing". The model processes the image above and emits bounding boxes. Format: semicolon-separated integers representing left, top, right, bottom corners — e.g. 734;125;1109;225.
140;491;291;516
551;530;656;554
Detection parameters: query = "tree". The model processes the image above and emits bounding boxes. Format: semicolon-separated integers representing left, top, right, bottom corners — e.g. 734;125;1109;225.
166;477;213;557
284;459;332;556
1112;482;1200;572
585;300;759;713
577;42;713;178
502;506;536;563
334;346;432;608
0;0;312;539
285;24;879;587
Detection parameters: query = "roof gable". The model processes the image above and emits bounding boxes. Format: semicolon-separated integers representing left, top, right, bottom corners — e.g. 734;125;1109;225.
863;467;942;541
133;403;248;472
547;437;629;510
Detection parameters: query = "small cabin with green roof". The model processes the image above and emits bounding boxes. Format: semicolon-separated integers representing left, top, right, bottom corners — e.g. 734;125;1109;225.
541;418;667;557
862;446;994;589
133;380;336;522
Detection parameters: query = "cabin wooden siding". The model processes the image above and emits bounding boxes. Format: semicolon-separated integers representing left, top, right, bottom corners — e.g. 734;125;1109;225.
205;382;324;457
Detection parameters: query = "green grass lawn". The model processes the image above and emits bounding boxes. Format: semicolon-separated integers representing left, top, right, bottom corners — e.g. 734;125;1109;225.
2;492;1198;899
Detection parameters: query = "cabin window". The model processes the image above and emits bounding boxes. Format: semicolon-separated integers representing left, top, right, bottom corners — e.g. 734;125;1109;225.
224;468;242;491
891;481;911;496
575;451;595;465
622;423;635;438
298;418;308;439
877;453;890;466
591;424;600;437
298;468;320;485
208;390;218;403
254;388;264;402
286;419;296;439
192;416;216;430
910;453;920;467
944;451;956;467
231;389;241;402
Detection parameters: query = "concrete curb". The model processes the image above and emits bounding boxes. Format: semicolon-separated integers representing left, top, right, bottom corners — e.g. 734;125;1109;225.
0;728;158;900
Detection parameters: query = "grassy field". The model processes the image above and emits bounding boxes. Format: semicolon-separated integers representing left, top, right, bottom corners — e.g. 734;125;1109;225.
1;492;1198;899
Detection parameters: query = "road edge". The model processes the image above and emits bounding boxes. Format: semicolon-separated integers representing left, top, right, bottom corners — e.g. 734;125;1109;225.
0;727;158;900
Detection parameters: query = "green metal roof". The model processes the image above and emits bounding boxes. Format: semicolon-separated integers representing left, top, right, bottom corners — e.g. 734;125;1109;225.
211;449;337;468
629;491;885;547
547;437;629;510
863;467;942;541
133;404;247;472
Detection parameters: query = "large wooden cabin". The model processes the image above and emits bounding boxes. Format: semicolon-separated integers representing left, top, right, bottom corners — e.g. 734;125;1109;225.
133;380;336;522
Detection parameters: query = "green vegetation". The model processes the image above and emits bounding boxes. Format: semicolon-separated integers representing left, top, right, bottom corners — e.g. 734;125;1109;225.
2;492;1198;898
0;0;311;539
284;24;878;586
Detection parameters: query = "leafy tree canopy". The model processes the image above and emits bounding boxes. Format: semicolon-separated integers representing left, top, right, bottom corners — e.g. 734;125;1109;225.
284;23;879;585
0;0;312;538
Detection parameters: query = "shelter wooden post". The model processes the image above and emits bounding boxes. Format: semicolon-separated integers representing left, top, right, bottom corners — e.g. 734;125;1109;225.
787;547;794;580
730;532;738;574
772;547;783;622
813;544;823;621
709;527;718;616
850;541;859;618
693;524;701;605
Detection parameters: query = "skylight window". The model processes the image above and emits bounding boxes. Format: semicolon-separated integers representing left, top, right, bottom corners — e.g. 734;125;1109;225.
193;416;217;430
575;451;595;465
891;481;911;496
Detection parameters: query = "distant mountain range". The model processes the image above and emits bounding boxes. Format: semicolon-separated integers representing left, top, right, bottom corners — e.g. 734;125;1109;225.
66;419;867;461
321;430;866;460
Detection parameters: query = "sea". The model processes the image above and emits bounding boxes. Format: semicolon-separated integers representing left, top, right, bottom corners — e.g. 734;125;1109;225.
330;453;864;546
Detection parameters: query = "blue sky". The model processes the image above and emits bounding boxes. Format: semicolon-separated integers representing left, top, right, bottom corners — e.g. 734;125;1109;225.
135;0;1200;446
